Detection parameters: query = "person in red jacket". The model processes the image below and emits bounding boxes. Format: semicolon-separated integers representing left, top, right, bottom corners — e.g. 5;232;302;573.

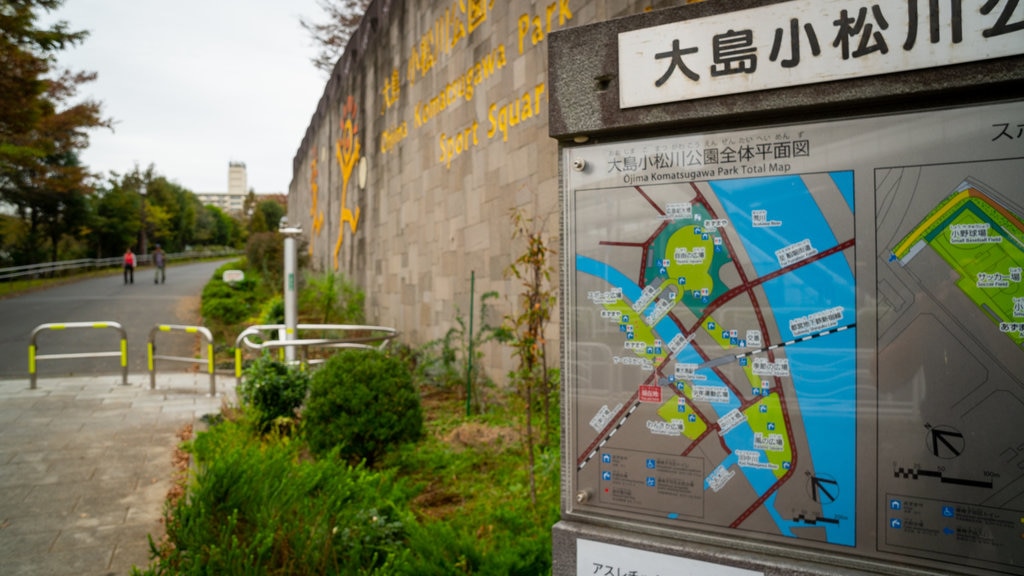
123;247;135;284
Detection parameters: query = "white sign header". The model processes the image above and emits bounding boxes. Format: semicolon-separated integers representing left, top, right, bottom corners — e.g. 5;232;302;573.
618;0;1024;108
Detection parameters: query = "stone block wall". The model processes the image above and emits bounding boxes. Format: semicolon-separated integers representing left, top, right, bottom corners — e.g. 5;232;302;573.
288;0;698;380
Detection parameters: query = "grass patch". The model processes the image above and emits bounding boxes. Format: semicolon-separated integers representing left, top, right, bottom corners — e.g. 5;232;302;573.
134;381;559;575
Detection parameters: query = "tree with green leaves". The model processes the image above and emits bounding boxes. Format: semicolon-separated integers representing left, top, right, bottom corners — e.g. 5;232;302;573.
504;208;558;506
0;0;110;264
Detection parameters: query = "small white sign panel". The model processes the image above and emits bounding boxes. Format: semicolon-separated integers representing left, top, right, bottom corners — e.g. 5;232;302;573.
222;270;245;283
619;0;1024;108
577;539;763;576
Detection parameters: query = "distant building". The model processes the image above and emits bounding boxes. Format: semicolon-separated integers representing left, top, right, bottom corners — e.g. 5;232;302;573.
196;162;282;215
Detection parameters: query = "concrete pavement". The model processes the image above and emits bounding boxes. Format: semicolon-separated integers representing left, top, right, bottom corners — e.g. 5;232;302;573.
0;372;235;576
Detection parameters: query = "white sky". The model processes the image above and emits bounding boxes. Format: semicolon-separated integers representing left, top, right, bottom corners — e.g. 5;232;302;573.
46;0;328;194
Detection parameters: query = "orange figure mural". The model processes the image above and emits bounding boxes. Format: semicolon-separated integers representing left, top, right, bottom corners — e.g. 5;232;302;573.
309;153;324;257
333;96;362;270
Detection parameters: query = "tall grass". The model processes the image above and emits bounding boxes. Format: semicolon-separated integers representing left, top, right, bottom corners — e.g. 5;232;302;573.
135;386;560;575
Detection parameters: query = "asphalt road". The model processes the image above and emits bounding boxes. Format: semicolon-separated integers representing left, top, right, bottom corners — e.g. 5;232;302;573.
0;260;233;380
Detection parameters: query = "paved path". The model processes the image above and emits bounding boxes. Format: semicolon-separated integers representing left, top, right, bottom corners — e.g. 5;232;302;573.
0;259;231;379
0;373;235;576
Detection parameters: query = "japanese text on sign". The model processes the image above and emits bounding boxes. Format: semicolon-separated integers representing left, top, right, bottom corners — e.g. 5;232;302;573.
619;0;1024;107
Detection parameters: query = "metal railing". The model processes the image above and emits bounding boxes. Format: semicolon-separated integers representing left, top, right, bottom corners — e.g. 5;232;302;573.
28;321;128;388
0;249;242;281
233;324;399;380
148;324;217;395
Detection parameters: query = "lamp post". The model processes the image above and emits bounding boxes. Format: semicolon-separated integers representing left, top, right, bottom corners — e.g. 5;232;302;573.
138;182;148;257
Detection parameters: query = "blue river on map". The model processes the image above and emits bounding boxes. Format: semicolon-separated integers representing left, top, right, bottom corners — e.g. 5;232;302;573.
710;175;841;278
575;172;856;547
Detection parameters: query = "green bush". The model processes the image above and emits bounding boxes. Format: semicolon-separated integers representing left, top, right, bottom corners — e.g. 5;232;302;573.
239;355;310;432
257;294;285;325
298;270;365;324
305;349;423;465
201;259;260;325
246;232;283;289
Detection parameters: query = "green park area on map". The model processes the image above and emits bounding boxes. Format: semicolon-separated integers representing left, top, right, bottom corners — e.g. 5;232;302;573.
892;183;1024;347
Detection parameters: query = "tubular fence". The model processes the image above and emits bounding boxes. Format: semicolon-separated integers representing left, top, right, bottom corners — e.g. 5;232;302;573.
0;248;242;282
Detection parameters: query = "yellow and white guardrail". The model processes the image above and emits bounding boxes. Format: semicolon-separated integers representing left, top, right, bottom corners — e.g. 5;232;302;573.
28;321;128;389
148;324;217;395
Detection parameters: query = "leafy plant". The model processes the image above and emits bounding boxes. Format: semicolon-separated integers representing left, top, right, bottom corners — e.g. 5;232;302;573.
238;355;310;433
419;289;510;412
135;418;412;575
503;208;557;505
304;349;423;465
138;359;560;575
201;260;261;326
298;269;365;324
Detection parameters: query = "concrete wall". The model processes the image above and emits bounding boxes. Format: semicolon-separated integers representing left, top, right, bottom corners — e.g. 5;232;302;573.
288;0;698;379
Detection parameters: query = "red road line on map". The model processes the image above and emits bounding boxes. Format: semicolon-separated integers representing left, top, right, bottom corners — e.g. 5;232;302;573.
688;339;747;401
636;186;667;216
690;238;855;334
729;379;798;528
686;180;813;527
576;391;639;467
683;429;711;456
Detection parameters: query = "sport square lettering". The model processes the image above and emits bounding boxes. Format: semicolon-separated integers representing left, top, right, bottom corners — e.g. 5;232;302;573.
619;0;1024;107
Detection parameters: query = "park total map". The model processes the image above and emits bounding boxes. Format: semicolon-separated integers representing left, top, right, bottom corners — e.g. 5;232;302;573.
564;99;1024;575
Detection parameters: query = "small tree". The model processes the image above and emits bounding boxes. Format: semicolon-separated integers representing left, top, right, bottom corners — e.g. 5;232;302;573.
503;208;557;505
300;0;372;74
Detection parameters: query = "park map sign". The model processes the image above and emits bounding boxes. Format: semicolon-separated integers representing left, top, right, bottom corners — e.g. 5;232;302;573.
563;100;1024;575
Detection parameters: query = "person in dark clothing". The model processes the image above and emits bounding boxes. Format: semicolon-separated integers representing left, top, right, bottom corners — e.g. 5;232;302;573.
153;244;166;284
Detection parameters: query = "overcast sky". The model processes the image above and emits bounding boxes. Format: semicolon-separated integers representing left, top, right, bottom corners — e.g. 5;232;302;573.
46;0;328;194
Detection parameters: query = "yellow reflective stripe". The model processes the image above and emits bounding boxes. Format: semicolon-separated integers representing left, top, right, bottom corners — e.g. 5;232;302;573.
28;345;36;374
50;325;65;330
120;339;128;367
92;322;108;329
207;344;214;374
186;327;198;334
147;342;154;371
234;348;242;378
159;325;171;332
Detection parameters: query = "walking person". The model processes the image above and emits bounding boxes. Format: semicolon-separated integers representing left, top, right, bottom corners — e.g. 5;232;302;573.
123;247;135;284
153;244;166;284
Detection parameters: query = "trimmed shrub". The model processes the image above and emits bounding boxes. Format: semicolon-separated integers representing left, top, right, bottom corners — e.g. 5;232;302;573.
201;260;260;325
239;355;310;432
305;349;423;465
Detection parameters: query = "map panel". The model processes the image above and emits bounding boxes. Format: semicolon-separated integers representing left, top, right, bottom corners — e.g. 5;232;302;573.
564;100;1024;576
573;174;857;548
876;162;1024;571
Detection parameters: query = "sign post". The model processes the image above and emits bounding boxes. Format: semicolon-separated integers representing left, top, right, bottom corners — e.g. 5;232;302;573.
549;1;1024;575
279;217;303;363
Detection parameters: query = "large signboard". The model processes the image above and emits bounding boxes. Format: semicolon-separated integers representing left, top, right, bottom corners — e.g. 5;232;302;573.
618;0;1024;108
563;99;1024;575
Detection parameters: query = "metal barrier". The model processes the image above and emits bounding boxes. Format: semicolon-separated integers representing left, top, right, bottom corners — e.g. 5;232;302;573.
28;321;128;389
0;249;242;281
148;324;217;395
233;324;399;380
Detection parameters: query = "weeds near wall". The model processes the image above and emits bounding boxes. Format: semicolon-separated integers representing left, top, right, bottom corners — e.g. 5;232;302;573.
298;269;365;324
503;208;557;505
420;289;509;413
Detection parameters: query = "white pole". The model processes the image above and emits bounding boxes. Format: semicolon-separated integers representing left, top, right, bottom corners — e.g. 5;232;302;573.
279;218;302;363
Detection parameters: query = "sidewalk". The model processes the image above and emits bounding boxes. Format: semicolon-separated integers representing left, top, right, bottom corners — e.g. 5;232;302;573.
0;372;235;576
